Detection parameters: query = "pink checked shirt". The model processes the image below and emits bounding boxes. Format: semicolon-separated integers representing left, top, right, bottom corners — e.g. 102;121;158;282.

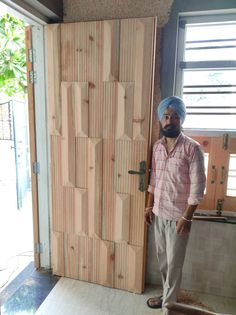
148;132;206;221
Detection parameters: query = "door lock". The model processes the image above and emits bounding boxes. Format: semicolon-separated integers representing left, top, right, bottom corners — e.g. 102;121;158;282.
128;161;146;192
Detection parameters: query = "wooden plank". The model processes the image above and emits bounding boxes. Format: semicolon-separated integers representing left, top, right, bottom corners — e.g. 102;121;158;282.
102;139;115;241
50;135;64;232
89;81;103;138
74;82;89;137
63;187;75;234
88;138;103;238
127;245;143;293
115;140;132;194
78;236;90;281
103;82;117;139
102;82;117;240
74;188;88;236
119;19;136;81
90;238;114;287
116;82;134;140
51;231;65;276
103;20;119;81
61;82;76;186
129;140;147;246
76;21;103;82
75;137;88;188
133;18;155;141
114;243;128;291
61;23;77;81
115;193;130;243
46;24;61;135
115;243;143;293
99;240;114;287
64;233;78;279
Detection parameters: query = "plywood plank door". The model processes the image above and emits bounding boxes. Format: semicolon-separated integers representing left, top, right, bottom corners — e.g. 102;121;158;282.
47;17;156;293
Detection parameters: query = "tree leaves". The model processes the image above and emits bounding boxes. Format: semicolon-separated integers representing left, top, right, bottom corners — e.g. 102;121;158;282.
0;13;26;97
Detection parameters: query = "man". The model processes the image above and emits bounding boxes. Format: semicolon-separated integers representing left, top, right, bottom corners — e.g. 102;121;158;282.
145;96;206;314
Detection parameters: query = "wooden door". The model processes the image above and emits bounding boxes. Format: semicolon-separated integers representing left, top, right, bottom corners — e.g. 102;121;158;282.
46;17;156;293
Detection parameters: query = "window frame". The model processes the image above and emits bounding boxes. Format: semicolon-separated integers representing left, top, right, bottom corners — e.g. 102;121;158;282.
174;13;236;136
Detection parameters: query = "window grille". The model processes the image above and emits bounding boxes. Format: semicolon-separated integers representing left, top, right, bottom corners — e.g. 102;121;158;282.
175;15;236;131
0;101;13;140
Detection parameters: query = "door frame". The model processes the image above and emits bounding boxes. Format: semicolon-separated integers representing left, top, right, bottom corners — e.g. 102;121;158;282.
2;2;51;269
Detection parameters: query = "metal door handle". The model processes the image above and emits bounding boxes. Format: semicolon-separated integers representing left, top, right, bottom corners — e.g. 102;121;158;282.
128;161;146;192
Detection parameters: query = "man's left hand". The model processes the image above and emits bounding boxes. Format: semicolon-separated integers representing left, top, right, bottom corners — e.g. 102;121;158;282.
176;217;192;234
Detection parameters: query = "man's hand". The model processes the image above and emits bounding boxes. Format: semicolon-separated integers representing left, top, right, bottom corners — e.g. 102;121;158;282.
176;217;192;234
145;208;154;225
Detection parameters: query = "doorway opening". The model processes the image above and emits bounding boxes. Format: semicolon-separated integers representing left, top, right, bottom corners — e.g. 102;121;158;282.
0;6;34;293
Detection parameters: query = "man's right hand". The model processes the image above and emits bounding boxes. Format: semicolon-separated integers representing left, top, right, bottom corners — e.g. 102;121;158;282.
145;208;154;225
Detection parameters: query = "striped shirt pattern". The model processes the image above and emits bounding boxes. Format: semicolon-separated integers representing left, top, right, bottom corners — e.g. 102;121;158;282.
148;132;206;221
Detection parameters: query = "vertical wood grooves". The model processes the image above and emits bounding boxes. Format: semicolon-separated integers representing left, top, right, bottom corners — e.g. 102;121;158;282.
116;82;134;140
78;236;90;281
103;20;119;81
48;17;156;293
61;23;77;81
61;82;76;186
115;140;132;193
103;82;117;139
65;233;78;278
129;141;147;246
119;19;135;81
74;82;89;137
89;82;102;138
77;22;102;82
63;187;75;233
51;135;63;231
51;231;65;276
76;137;88;188
103;139;115;241
88;138;103;238
115;243;127;290
74;188;88;236
46;24;61;135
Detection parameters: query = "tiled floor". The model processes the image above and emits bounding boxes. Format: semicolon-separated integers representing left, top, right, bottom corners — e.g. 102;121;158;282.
0;262;59;314
35;277;236;315
1;268;236;315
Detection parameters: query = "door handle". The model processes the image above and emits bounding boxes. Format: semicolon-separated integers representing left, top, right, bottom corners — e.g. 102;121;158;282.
128;161;146;192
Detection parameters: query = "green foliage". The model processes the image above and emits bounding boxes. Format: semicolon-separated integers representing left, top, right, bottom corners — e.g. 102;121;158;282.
0;13;26;97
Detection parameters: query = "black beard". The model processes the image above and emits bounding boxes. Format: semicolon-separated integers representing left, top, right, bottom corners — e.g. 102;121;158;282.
161;124;181;138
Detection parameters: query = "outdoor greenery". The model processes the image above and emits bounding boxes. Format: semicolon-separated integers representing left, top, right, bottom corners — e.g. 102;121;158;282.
0;13;26;97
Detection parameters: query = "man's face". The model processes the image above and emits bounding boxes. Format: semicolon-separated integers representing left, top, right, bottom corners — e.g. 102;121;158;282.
160;107;181;138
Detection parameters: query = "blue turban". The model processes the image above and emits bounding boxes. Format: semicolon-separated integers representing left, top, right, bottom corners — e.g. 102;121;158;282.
157;96;186;124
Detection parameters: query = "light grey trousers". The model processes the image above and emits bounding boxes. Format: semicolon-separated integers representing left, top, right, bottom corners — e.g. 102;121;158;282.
154;216;189;315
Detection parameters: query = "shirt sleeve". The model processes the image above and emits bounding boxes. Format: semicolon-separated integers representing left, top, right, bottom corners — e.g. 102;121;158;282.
188;145;206;205
147;144;156;194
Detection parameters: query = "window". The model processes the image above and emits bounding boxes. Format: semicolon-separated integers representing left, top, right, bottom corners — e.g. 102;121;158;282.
175;14;236;212
175;15;236;131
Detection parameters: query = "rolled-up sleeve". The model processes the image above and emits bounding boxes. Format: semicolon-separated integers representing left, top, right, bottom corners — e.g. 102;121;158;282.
188;146;206;205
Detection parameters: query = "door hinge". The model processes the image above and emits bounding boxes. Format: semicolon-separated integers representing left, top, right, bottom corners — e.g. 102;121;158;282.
29;70;37;84
33;161;40;174
35;243;43;254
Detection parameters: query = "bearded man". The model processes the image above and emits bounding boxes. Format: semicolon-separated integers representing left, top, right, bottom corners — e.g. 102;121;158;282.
145;96;206;315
